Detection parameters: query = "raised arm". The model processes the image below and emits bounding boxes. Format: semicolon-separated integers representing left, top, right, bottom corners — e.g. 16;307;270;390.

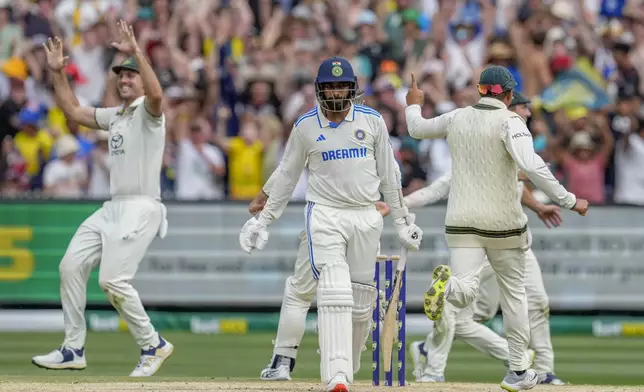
111;20;163;116
257;127;308;224
502;116;576;209
43;37;100;129
404;72;456;139
404;170;452;208
405;106;456;139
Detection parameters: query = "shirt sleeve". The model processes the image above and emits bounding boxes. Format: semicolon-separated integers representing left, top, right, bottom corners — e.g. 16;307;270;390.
404;170;452;207
94;107;121;130
262;169;279;195
375;116;401;192
258;127;308;224
405;104;458;139
502;116;577;209
138;100;165;131
374;115;410;221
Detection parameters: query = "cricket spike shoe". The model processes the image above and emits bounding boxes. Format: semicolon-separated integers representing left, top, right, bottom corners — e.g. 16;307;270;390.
129;335;174;377
424;265;451;321
32;346;87;370
260;354;295;381
326;373;350;392
501;369;539;391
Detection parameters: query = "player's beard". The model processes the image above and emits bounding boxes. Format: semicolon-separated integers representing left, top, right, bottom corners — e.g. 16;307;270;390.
329;97;348;111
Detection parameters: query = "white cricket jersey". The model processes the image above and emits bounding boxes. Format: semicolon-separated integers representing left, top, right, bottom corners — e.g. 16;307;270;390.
94;96;165;200
406;97;576;248
259;104;401;221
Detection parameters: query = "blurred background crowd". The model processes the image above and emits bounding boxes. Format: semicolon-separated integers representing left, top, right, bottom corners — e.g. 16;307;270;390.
0;0;643;205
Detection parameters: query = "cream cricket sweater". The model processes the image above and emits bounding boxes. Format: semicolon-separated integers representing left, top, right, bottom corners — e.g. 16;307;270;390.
406;98;576;249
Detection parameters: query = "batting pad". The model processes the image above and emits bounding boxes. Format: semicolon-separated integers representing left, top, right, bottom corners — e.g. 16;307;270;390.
351;282;378;373
317;262;354;384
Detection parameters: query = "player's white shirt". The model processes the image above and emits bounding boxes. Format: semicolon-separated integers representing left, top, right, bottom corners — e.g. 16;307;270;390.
260;104;400;220
94;96;165;200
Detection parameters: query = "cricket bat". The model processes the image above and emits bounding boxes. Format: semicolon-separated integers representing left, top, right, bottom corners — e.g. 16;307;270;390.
381;246;408;373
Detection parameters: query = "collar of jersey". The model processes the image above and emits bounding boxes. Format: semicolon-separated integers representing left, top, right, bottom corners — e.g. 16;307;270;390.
116;96;145;115
477;97;508;109
317;104;356;128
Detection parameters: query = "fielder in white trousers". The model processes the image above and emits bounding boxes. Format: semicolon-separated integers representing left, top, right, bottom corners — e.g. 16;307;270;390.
404;170;564;384
33;30;174;377
405;66;586;391
472;250;560;384
416;252;559;383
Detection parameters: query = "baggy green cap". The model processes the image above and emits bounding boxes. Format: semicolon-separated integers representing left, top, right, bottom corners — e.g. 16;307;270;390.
510;91;531;107
112;57;139;74
478;65;517;94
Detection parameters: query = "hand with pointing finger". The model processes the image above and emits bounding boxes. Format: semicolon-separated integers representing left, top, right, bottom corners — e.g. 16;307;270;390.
406;73;424;106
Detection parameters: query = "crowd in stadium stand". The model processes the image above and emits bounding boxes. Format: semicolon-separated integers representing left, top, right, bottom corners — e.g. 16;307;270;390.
0;0;643;205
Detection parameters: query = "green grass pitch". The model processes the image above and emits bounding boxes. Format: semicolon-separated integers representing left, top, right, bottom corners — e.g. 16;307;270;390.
1;332;644;385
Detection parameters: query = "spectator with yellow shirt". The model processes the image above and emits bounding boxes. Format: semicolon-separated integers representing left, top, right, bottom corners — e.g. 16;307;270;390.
213;113;263;200
13;105;53;185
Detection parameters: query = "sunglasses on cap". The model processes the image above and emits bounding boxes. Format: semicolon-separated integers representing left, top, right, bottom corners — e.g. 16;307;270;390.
477;84;504;95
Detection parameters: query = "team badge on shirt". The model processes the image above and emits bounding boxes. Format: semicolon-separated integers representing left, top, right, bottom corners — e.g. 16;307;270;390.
110;133;125;156
354;129;366;140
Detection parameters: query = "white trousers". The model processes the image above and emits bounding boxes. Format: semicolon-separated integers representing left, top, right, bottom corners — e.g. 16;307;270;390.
426;248;554;378
444;245;531;371
473;249;554;376
272;203;382;383
59;197;166;350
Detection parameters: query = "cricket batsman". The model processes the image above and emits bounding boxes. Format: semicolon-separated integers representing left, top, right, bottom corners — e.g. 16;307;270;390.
406;94;566;385
32;21;172;377
405;66;589;391
251;91;389;383
238;57;422;392
249;191;390;382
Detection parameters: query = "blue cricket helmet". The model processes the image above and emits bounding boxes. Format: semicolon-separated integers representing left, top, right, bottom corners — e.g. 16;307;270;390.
316;57;357;84
315;57;358;112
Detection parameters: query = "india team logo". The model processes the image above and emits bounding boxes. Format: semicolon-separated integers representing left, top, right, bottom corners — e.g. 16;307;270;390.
355;129;366;140
332;66;343;77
